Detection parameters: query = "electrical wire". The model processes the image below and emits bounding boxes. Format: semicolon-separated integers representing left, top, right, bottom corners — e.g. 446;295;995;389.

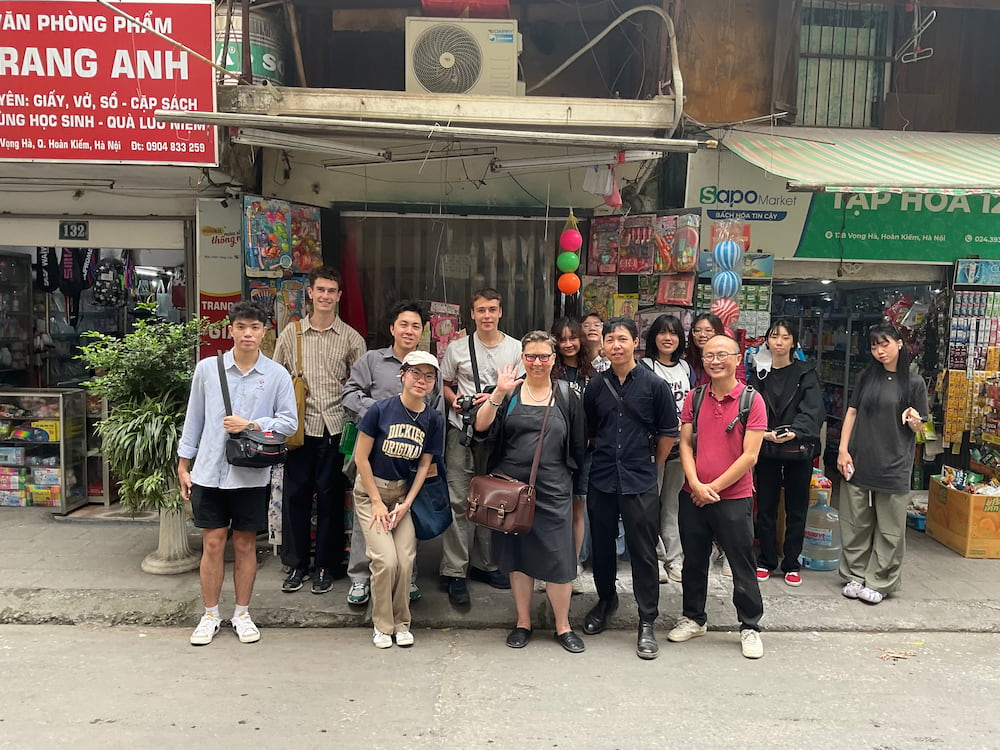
526;4;684;135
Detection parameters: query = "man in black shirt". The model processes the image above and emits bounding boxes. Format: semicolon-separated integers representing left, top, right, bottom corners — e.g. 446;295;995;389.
582;317;678;659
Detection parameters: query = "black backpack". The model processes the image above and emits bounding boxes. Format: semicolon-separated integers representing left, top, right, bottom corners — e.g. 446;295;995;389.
690;384;756;454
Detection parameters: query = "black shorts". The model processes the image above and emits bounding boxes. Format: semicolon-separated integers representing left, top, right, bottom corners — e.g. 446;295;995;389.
190;484;268;532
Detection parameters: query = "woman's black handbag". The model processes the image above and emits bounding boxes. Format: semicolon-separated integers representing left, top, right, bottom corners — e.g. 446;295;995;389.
760;437;817;461
217;354;288;468
410;459;452;541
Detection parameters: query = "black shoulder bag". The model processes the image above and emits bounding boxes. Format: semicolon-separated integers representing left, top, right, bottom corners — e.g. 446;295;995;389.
217;354;288;468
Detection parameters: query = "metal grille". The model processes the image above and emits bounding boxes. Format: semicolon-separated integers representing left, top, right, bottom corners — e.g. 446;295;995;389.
341;213;559;347
798;1;892;128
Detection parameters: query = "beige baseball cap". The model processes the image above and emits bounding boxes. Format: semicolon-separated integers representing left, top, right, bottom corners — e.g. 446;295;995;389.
402;351;440;370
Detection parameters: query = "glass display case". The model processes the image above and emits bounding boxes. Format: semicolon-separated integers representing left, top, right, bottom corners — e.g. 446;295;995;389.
85;392;116;505
0;388;87;514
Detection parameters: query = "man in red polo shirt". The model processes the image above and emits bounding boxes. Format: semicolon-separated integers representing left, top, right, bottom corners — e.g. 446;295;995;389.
668;334;767;659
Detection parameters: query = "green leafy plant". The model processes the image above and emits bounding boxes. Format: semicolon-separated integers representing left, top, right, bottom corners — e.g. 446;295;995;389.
77;302;216;513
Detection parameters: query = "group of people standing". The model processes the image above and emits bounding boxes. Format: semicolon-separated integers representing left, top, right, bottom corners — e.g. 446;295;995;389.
178;267;927;661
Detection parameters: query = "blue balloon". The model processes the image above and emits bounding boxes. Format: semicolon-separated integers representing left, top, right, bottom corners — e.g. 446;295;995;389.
713;239;744;271
711;269;742;299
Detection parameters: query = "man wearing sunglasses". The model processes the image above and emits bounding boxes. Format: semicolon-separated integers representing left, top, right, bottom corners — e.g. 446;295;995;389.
670;335;767;659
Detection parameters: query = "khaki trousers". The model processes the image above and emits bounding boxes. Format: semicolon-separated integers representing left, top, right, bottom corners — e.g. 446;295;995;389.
353;476;417;634
438;427;495;578
838;482;909;595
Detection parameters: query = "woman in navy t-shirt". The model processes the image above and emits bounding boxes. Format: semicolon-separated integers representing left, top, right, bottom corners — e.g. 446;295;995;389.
353;351;445;649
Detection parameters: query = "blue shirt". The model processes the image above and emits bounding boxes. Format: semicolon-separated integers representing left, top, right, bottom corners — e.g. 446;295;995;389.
358;396;445;481
584;364;679;494
178;351;298;489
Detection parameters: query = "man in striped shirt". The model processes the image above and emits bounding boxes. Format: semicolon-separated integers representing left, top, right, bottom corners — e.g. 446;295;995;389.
273;266;366;595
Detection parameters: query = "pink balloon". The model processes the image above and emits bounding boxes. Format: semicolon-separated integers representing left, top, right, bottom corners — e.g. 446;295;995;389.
559;229;583;252
710;297;740;328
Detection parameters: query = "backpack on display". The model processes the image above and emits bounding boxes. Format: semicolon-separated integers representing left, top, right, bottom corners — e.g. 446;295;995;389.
689;384;756;454
91;257;126;307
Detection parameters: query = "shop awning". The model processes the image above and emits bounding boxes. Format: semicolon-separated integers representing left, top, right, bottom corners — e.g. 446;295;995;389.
721;126;1000;195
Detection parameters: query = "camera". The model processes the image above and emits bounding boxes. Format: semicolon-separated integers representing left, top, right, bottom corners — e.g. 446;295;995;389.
456;395;478;413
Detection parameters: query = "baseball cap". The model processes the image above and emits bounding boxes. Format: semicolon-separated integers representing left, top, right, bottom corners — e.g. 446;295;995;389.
402;351;440;370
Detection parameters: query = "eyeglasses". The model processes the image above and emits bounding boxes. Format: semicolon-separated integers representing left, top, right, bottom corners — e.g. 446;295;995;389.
406;369;437;382
522;353;553;363
702;352;740;362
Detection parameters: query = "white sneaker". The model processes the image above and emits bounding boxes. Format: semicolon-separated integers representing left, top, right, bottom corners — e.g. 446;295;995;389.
347;581;370;605
667;562;683;583
741;629;764;659
535;579;547;592
571;576;584;595
842;581;865;599
395;629;415;647
409;582;422;602
373;628;393;649
658;564;670;584
231;612;261;644
666;616;708;642
858;586;884;605
189;612;220;646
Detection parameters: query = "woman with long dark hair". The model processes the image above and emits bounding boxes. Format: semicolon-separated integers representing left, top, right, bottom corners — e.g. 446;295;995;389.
748;319;825;587
837;323;927;605
641;314;693;583
552;317;595;591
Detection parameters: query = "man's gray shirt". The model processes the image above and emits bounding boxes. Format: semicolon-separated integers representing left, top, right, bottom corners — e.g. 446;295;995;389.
342;346;444;423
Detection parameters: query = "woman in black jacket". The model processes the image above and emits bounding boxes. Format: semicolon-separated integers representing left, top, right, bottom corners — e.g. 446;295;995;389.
748;319;825;587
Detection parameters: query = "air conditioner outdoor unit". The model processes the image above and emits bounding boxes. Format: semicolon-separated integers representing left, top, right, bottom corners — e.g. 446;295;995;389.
405;16;522;96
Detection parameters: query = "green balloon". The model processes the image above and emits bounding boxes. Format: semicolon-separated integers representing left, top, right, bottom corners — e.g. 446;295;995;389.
556;251;580;273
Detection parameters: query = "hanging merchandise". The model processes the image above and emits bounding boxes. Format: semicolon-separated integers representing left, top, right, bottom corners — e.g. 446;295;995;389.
244;197;292;277
711;269;742;299
557;211;583;298
619;214;655;274
587;216;620;275
672;214;699;272
582;164;615;198
603;167;623;208
710;297;740;328
713;239;744;272
120;249;136;295
290;204;323;273
79;249;99;290
91;257;126;308
58;248;84;327
35;247;59;293
170;265;186;310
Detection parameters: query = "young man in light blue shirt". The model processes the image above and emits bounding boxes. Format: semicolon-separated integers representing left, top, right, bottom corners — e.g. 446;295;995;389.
178;301;297;646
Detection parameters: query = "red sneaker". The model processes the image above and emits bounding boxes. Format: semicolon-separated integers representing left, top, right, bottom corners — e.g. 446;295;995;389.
784;571;802;587
755;567;770;582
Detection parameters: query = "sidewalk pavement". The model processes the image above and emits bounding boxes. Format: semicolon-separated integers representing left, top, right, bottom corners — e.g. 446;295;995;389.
1;504;999;634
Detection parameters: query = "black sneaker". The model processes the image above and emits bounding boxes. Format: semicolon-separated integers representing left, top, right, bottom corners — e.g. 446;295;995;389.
447;576;471;606
282;568;310;593
469;567;511;589
311;567;334;594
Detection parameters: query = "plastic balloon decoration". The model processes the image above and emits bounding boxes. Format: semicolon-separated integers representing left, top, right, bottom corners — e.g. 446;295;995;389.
557;273;582;295
712;239;743;271
710;297;740;328
707;219;750;331
557;211;583;297
711;269;742;299
557;251;580;273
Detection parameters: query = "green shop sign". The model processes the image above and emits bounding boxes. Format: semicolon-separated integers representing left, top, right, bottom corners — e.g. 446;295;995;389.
797;192;1000;262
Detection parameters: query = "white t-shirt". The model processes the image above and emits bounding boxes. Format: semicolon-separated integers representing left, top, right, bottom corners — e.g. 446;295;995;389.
440;332;522;429
641;357;692;416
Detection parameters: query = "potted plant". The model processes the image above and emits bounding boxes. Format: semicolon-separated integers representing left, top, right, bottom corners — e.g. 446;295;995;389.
77;302;213;574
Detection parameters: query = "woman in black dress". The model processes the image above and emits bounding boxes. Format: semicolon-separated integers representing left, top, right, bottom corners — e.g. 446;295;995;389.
475;331;587;653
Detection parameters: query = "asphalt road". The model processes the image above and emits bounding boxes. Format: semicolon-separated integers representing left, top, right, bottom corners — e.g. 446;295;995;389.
1;625;996;750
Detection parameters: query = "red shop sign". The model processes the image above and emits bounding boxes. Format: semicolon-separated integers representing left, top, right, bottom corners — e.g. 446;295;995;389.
0;0;218;166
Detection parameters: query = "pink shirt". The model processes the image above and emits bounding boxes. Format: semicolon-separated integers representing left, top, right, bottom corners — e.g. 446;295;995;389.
681;382;767;499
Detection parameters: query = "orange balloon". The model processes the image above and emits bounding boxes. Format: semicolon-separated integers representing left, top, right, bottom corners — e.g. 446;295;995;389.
557;272;581;295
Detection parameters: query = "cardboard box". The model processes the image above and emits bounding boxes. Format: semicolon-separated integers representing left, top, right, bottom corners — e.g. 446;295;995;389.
926;477;1000;558
29;420;59;441
27;484;60;507
31;467;60;486
0;489;27;506
0;446;25;466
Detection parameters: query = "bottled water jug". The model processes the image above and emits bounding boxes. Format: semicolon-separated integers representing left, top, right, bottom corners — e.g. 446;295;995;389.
799;491;841;571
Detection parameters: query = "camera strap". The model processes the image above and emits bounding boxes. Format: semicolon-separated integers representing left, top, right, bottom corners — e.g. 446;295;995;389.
469;333;483;394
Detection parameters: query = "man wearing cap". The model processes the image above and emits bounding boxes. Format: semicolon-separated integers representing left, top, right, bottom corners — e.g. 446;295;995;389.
352;350;446;648
343;300;443;606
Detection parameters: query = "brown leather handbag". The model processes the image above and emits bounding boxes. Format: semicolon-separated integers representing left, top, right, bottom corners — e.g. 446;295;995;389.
466;393;553;535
